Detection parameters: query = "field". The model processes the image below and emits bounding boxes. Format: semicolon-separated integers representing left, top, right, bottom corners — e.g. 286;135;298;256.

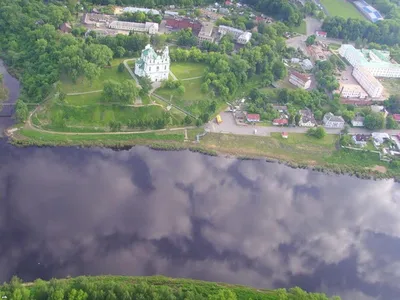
170;62;206;79
320;0;366;20
291;20;307;35
60;59;131;93
380;78;400;96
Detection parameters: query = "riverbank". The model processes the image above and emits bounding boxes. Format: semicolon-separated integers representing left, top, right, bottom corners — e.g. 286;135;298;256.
8;128;400;180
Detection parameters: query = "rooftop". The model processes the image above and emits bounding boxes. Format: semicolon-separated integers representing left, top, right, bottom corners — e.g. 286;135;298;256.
324;112;345;123
393;114;400;121
291;71;311;82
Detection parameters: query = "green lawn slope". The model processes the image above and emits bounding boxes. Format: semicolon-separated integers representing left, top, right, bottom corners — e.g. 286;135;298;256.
0;275;340;300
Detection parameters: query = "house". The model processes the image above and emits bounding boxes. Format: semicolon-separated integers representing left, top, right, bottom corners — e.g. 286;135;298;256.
59;22;72;33
225;0;232;5
392;114;400;122
134;44;170;82
272;105;288;113
273;118;288;126
282;132;288;139
315;30;327;38
351;115;365;127
372;132;390;146
289;71;311;89
246;113;260;122
323;112;345;129
298;109;316;127
300;59;313;71
352;134;371;146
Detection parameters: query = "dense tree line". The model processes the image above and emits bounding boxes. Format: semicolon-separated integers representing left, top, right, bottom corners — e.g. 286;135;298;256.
242;0;302;27
322;16;400;46
118;11;162;23
0;276;341;300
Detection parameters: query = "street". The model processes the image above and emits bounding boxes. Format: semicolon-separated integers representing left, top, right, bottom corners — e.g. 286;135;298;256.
206;111;400;136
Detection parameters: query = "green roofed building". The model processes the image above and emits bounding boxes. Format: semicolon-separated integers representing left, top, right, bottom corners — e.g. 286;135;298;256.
134;44;170;82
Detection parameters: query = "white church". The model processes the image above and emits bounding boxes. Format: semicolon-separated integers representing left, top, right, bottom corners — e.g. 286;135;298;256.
134;44;170;82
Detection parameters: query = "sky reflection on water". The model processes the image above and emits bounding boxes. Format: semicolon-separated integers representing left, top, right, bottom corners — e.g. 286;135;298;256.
0;141;399;300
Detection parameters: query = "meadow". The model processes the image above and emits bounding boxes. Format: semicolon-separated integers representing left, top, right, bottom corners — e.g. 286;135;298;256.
319;0;366;20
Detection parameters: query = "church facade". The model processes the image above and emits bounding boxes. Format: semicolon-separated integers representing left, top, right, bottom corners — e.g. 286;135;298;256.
134;44;170;82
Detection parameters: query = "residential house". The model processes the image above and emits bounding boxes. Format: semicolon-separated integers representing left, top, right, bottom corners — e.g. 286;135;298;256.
273;118;288;126
289;71;311;89
60;22;72;33
351;115;365;127
371;105;388;117
281;132;288;139
298;109;316;127
234;110;246;121
372;132;390;146
352;134;371;146
246;113;260;122
272;105;288;113
392;114;400;122
315;30;327;38
323;112;345;129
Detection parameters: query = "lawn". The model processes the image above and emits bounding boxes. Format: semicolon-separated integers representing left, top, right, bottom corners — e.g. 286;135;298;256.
155;77;210;116
291;20;306;35
320;0;366;20
380;78;400;96
60;59;133;93
170;62;207;80
36;102;175;130
65;92;103;105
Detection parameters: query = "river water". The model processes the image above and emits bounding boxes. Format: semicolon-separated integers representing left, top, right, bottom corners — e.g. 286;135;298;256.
0;142;399;300
1;60;400;300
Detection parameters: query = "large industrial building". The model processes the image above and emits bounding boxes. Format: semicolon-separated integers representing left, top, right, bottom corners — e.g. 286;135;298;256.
353;0;383;23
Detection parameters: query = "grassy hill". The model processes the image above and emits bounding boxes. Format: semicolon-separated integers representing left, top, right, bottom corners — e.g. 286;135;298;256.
0;275;340;299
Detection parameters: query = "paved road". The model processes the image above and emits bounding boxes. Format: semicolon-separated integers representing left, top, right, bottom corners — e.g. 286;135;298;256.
305;17;322;36
206;111;400;136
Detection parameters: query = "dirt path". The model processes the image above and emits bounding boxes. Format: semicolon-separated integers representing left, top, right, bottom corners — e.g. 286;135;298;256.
181;76;203;81
67;90;102;96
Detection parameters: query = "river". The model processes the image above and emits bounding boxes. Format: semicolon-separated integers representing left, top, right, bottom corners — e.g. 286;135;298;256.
0;141;399;300
1;60;400;300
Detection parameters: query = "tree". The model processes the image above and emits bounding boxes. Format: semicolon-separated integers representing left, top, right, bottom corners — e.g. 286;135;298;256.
307;126;326;139
305;35;316;46
109;121;122;131
295;114;301;126
272;60;287;80
183;115;192;125
177;85;185;95
177;28;197;47
364;112;385;130
118;63;125;73
15;99;28;122
386;115;398;129
59;92;67;102
84;44;113;67
83;62;101;85
138;76;152;96
340;134;354;146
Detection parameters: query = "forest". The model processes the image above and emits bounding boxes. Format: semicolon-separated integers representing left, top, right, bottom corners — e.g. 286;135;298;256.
0;276;341;300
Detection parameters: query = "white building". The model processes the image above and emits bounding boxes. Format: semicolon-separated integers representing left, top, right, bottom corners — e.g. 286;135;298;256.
289;71;311;89
323;112;345;129
108;21;158;34
218;25;252;44
339;83;368;99
339;44;400;78
352;66;384;98
298;109;316;127
123;7;160;15
134;44;170;82
197;22;214;44
372;132;389;146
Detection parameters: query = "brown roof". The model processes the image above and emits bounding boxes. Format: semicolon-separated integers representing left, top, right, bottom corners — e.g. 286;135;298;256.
165;18;202;34
291;71;310;82
60;22;72;33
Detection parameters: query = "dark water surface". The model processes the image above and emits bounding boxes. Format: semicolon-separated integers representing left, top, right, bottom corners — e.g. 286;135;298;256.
0;141;399;300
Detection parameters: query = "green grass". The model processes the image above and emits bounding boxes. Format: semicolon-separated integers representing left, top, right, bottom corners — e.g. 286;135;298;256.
64;92;103;105
155;78;210;116
320;0;366;20
291;20;306;35
60;59;132;93
325;148;383;167
380;78;400;96
170;62;206;79
329;43;342;50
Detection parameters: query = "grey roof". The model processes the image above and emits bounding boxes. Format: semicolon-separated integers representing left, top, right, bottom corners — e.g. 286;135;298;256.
324;112;344;123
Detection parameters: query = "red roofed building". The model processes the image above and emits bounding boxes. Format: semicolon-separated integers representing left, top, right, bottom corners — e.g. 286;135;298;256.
246;113;260;122
315;30;327;38
165;18;202;34
273;118;288;126
225;0;232;5
393;114;400;122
